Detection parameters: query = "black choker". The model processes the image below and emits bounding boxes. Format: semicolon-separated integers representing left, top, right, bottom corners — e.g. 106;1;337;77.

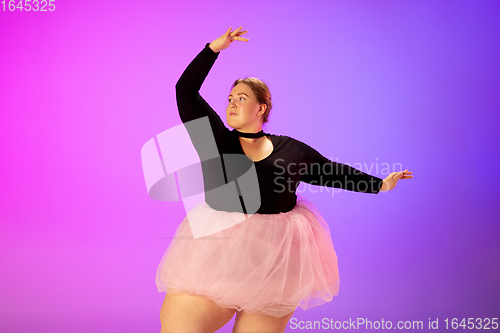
233;129;267;138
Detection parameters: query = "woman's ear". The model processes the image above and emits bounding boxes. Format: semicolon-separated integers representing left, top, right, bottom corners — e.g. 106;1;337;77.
259;104;267;115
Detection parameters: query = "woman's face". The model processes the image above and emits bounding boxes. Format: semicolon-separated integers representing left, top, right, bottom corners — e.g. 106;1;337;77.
226;83;264;130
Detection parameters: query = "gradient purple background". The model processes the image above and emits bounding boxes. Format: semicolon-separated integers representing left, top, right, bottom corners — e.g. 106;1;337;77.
1;1;499;332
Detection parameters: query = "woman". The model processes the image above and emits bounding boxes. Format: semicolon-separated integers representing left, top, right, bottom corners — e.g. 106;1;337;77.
157;26;413;333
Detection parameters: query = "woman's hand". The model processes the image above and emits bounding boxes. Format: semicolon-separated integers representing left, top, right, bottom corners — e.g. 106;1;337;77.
209;26;249;53
380;169;413;191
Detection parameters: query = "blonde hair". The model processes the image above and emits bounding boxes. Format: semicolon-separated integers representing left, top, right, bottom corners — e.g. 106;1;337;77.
231;77;273;124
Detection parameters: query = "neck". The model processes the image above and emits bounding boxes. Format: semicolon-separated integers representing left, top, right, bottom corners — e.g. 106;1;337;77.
235;124;262;134
233;126;266;140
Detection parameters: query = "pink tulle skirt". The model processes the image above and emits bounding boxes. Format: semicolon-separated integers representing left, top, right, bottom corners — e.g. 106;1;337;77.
155;194;340;317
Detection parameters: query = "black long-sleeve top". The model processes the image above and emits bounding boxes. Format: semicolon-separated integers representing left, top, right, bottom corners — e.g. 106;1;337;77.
175;42;384;214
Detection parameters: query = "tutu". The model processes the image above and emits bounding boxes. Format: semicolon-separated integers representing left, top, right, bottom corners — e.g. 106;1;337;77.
155;193;340;317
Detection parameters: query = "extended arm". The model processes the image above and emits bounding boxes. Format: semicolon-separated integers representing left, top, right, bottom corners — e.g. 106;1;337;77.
293;138;384;194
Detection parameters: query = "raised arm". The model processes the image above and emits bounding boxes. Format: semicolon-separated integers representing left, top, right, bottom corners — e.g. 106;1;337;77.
292;138;385;194
175;27;249;144
175;43;227;141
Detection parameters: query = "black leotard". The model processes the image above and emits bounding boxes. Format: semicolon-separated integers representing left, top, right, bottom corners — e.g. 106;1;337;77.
175;42;384;214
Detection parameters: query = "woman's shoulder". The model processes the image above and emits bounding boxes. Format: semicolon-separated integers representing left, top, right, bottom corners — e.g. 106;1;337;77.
266;133;312;155
272;133;328;163
268;133;306;146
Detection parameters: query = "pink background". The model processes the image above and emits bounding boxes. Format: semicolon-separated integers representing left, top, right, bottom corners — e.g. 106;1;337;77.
1;1;499;332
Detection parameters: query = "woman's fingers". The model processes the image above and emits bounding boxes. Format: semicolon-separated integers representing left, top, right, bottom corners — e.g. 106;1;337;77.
230;26;242;36
402;169;413;179
226;27;249;42
233;36;249;41
396;169;413;179
230;27;248;36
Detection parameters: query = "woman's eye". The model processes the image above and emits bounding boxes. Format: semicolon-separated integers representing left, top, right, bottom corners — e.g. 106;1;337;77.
239;97;245;101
